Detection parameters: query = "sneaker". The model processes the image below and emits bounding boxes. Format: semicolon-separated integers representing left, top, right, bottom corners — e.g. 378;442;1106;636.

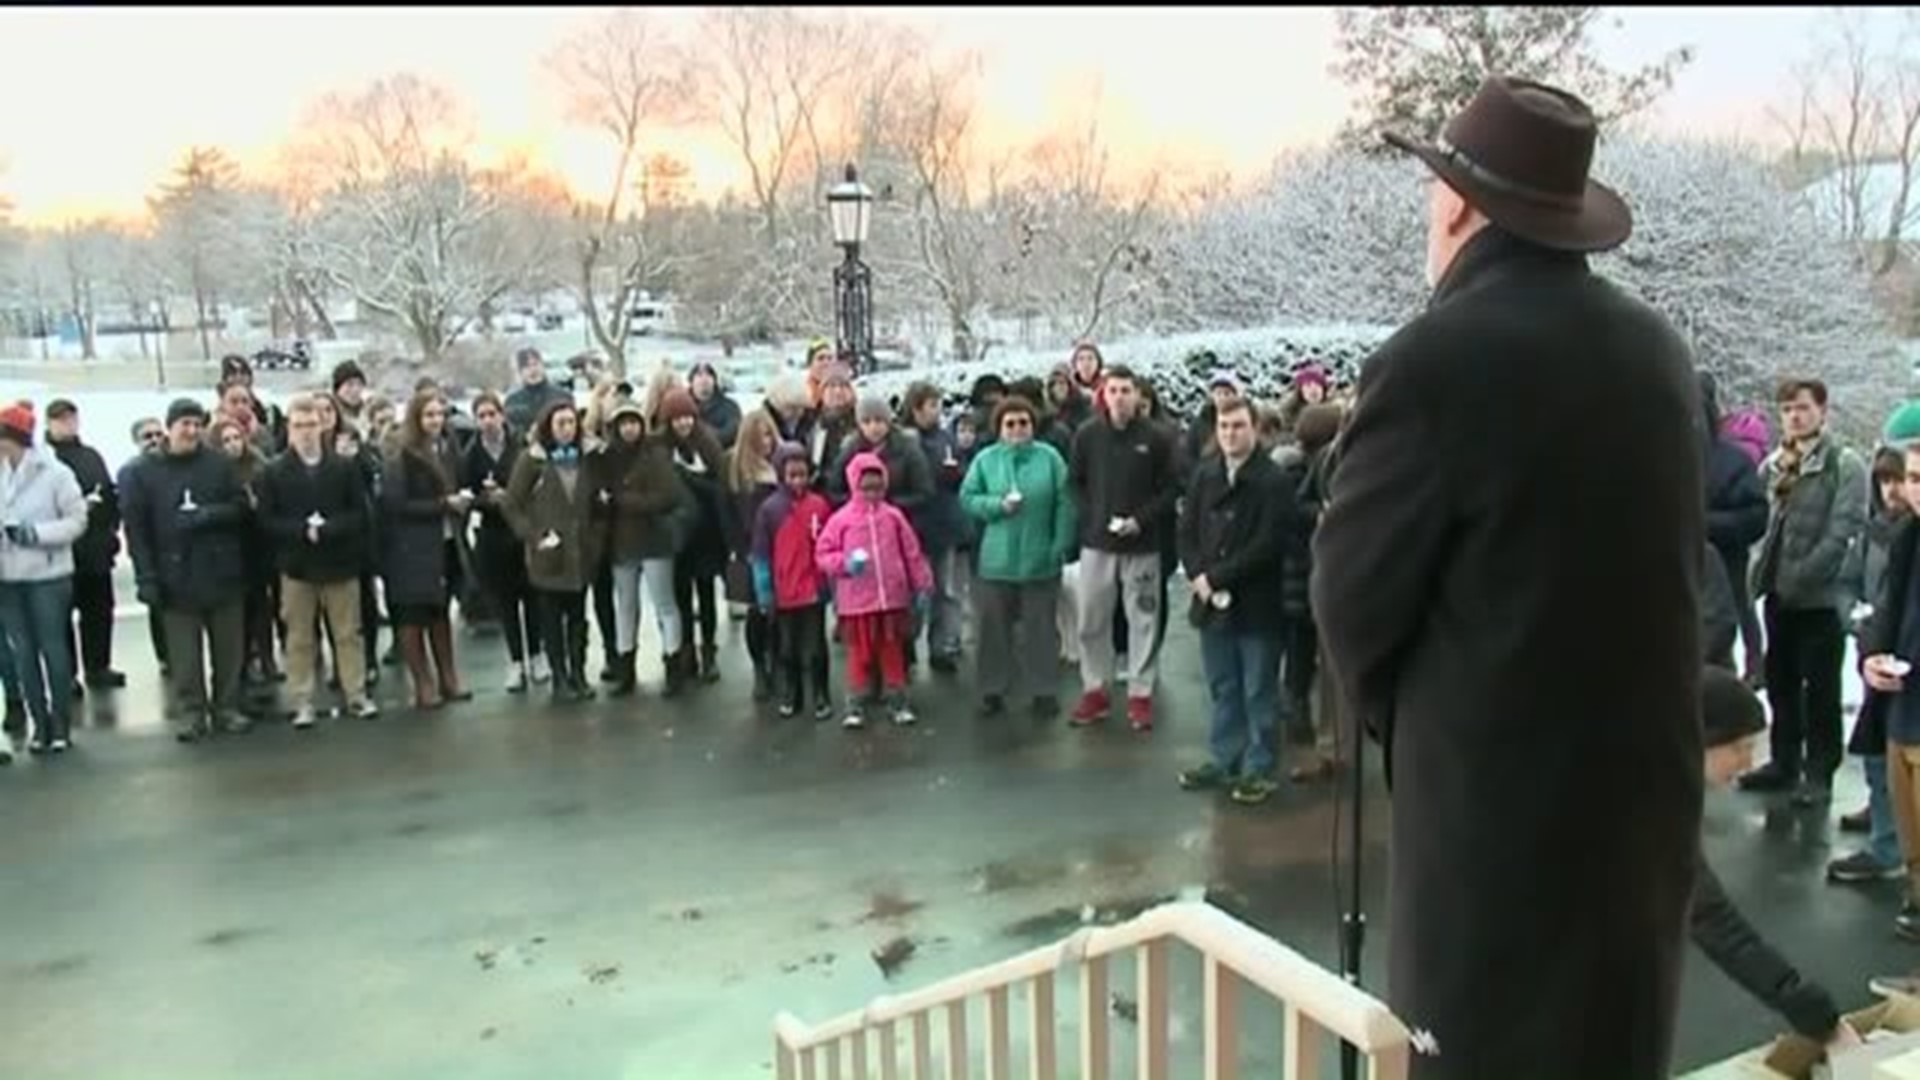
28;738;52;756
1230;775;1279;805
1871;973;1920;999
813;699;835;723
349;699;381;721
979;695;1006;717
220;713;254;735
1178;763;1232;791
1899;905;1920;943
1828;850;1904;884
504;662;529;695
1069;688;1110;726
1126;695;1154;732
1840;806;1872;833
85;669;128;690
842;708;866;731
778;701;799;719
891;703;918;726
1736;763;1796;793
49;737;70;754
291;708;316;731
529;654;553;684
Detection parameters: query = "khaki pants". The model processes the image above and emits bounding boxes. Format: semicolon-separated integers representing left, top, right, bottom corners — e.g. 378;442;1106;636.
1890;742;1920;898
282;577;366;710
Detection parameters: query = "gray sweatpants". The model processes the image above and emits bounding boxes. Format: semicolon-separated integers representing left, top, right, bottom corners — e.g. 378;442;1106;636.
1076;548;1162;698
974;578;1060;702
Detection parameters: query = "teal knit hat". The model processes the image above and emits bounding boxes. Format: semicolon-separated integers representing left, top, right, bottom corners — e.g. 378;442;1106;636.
1884;400;1920;449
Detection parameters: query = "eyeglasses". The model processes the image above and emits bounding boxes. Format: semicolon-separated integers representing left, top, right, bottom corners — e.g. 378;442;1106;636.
1002;417;1033;429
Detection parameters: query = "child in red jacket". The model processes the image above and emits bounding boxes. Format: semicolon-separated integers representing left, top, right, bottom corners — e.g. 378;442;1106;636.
750;444;835;720
816;451;934;730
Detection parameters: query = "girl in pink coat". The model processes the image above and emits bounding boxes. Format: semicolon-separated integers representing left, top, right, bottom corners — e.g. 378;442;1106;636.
816;450;933;730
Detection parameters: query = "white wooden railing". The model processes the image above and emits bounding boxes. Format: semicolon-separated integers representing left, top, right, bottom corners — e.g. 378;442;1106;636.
772;901;1411;1080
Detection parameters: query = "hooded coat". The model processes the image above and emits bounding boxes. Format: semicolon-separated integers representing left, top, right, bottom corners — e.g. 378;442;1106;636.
503;437;606;594
750;444;833;611
815;451;933;617
595;406;686;562
1311;228;1705;1080
0;448;88;583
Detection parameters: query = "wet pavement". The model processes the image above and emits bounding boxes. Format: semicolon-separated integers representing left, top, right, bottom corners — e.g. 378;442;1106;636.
0;612;1908;1078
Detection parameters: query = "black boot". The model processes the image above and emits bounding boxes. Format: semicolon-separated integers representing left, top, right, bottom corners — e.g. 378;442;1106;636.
699;643;721;684
662;652;685;699
751;663;772;704
610;652;637;698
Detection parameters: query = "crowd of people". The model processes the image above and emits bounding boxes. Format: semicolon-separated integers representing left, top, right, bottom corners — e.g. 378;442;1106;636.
0;332;1361;804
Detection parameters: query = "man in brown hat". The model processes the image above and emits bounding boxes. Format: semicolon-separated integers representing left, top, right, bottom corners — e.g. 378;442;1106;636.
1312;78;1705;1079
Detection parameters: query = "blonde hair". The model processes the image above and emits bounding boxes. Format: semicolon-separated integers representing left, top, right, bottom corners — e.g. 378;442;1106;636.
640;359;685;430
729;409;779;493
582;377;620;440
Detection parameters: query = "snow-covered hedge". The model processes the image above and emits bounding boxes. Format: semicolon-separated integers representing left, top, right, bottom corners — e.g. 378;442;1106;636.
857;323;1394;421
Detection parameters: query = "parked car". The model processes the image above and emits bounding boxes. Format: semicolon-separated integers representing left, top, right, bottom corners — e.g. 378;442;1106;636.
251;340;313;372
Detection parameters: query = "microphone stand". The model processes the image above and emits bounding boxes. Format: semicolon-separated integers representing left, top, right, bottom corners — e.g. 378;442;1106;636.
1338;705;1375;1080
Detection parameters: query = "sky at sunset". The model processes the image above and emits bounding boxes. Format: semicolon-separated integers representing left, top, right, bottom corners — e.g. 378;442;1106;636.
0;5;1828;225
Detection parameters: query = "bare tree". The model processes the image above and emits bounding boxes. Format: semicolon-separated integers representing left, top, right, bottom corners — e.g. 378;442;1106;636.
53;220;116;360
1331;7;1694;149
1778;8;1920;276
547;7;692;376
148;145;245;360
295;74;559;361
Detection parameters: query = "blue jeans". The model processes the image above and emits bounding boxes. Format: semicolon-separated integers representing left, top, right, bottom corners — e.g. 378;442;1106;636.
0;578;75;742
1199;624;1285;777
1866;754;1902;867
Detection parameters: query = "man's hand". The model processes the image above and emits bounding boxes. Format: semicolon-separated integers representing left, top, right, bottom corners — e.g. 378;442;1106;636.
1190;574;1214;602
538;530;562;552
1000;491;1024;516
1865;654;1910;694
1109;515;1141;538
446;490;475;514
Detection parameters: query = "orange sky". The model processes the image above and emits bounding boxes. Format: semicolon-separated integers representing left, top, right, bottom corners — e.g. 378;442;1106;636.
0;5;1825;226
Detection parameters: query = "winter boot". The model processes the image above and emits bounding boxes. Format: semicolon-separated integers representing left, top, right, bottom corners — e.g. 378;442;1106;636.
663;649;687;698
698;643;721;685
751;663;772;704
609;652;638;698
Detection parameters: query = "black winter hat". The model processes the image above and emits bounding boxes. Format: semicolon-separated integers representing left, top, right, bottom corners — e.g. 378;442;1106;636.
331;360;367;393
1701;667;1766;749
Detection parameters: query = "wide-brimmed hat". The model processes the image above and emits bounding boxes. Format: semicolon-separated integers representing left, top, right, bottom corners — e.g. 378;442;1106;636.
1384;76;1631;254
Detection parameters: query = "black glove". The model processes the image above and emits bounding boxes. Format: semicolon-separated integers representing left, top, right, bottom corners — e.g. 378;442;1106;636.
136;580;165;608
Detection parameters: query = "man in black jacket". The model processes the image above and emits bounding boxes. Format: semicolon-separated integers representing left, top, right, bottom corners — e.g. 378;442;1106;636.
258;396;378;729
119;417;169;678
1313;79;1703;1079
124;398;251;743
1068;364;1180;731
1694;666;1856;1049
1175;397;1294;805
45;399;125;692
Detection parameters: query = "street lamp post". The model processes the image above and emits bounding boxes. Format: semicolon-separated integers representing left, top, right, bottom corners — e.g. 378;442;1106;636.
827;162;876;376
150;300;167;390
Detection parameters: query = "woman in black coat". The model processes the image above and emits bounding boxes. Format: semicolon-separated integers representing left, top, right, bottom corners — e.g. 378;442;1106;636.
463;391;544;694
381;391;475;710
1699;372;1769;680
659;388;729;685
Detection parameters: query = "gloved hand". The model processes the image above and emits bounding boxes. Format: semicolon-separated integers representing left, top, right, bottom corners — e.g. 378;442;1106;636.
846;548;870;576
136;580;165;608
15;523;37;546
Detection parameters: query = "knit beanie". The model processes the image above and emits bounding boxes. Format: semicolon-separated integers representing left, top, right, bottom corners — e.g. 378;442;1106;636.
1702;666;1767;749
332;360;368;393
660;388;698;423
166;398;210;428
856;394;892;424
0;401;34;447
1293;364;1329;392
1884;400;1920;449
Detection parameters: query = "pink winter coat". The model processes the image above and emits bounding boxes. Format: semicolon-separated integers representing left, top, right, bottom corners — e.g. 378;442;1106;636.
816;451;934;616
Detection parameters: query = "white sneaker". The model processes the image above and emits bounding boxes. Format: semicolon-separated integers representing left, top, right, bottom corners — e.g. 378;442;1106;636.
891;704;918;726
529;655;553;684
504;662;528;694
349;699;380;721
842;709;866;730
291;708;316;730
49;737;70;754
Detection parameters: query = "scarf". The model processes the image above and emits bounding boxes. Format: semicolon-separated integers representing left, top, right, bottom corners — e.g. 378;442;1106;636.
1770;434;1821;502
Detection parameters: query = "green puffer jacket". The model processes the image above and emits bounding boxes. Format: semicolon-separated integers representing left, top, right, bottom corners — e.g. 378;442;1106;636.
959;439;1077;583
1753;435;1869;613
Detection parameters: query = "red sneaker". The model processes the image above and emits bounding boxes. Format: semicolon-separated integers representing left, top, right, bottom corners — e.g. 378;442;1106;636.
1127;695;1154;731
1069;688;1110;726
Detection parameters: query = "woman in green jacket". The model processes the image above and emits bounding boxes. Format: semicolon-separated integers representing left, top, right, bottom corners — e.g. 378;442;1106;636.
960;395;1077;718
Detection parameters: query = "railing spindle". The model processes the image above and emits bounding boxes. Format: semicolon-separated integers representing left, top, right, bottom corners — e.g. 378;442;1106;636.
945;1000;970;1080
777;1038;796;1080
849;1029;869;1080
912;1011;932;1080
1029;972;1058;1080
877;1020;898;1080
825;1038;842;1080
1370;1042;1410;1080
1283;1002;1320;1080
1080;953;1111;1080
1204;955;1239;1080
984;986;1011;1080
801;1044;818;1080
1137;940;1169;1080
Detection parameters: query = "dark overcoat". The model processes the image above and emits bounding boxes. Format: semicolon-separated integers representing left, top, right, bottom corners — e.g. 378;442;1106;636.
1310;228;1706;1080
380;442;465;609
